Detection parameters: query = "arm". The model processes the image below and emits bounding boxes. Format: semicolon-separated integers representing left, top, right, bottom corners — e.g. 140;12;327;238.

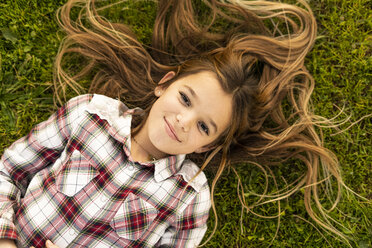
0;239;16;248
0;239;60;248
156;185;211;248
0;94;92;241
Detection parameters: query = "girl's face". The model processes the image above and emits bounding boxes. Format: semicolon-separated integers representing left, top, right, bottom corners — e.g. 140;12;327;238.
145;71;233;155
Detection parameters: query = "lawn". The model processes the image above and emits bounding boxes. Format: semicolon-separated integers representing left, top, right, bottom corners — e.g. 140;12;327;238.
0;0;370;247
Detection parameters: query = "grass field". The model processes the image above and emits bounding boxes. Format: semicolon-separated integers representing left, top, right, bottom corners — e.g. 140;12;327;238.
0;0;370;247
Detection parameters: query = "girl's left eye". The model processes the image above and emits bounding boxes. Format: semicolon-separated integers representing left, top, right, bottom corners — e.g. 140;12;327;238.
180;92;191;106
198;121;209;135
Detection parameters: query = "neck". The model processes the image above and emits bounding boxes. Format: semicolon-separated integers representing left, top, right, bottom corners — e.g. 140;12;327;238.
131;123;167;162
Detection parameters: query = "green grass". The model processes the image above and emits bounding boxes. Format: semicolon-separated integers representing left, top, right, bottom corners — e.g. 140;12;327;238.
0;0;370;247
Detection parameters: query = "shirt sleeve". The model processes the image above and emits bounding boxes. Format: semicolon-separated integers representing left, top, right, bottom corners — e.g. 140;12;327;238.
0;94;92;240
156;184;211;248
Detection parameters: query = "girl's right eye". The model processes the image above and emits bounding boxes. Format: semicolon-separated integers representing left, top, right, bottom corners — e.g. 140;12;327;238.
179;92;191;106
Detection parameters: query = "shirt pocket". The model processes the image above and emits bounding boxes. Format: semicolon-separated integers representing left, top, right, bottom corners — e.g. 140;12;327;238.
56;149;99;197
110;192;158;240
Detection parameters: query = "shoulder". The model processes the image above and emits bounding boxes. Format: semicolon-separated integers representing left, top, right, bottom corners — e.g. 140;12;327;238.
65;94;128;113
63;94;93;108
84;94;129;125
56;94;129;132
56;94;94;121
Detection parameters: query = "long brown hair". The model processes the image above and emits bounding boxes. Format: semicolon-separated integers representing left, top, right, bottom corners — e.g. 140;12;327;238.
54;0;351;245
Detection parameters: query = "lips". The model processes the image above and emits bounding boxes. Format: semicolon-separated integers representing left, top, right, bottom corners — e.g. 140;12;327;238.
164;117;181;142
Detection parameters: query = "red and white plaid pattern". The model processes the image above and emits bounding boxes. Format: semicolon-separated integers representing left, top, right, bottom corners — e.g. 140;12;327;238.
111;192;159;240
0;94;211;248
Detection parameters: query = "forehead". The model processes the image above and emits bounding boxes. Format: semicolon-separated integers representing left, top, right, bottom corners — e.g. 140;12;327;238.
173;71;233;133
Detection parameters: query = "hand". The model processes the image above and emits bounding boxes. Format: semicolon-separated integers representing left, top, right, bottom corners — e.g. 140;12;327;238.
0;239;17;248
30;240;60;248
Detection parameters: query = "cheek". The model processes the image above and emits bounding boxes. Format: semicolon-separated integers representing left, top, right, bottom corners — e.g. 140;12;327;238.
188;131;213;147
149;99;166;119
153;95;177;113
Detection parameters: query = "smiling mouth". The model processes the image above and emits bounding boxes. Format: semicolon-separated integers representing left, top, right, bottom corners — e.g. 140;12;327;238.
164;117;181;142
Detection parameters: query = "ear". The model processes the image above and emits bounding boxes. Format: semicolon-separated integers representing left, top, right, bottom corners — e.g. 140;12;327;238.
194;145;216;154
155;71;176;97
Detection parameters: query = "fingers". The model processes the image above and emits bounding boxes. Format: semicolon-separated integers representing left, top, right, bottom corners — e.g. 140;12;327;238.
30;240;59;248
46;240;59;248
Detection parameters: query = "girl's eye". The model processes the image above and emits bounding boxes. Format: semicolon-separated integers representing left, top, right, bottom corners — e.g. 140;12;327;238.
179;91;208;135
198;121;209;135
180;92;191;106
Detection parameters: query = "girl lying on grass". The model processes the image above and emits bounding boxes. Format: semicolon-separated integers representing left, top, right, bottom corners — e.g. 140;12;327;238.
0;0;363;247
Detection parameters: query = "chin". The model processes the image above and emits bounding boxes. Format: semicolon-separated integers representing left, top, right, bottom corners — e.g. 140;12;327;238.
154;144;184;156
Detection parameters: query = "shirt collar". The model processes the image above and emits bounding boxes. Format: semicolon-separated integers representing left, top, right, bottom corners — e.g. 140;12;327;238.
86;94;187;183
121;129;186;183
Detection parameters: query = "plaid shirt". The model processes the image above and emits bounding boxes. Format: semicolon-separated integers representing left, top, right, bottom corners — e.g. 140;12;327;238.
0;94;211;248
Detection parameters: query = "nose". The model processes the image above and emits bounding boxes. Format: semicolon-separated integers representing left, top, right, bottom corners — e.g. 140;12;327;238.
176;113;194;132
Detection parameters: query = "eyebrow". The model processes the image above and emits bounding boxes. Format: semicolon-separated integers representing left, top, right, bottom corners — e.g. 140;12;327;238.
184;85;218;133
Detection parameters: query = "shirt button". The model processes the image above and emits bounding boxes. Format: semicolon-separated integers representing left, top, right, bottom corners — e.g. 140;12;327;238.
128;165;134;171
69;229;76;236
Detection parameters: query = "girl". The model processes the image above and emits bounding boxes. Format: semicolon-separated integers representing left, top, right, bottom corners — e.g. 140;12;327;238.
0;0;368;247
